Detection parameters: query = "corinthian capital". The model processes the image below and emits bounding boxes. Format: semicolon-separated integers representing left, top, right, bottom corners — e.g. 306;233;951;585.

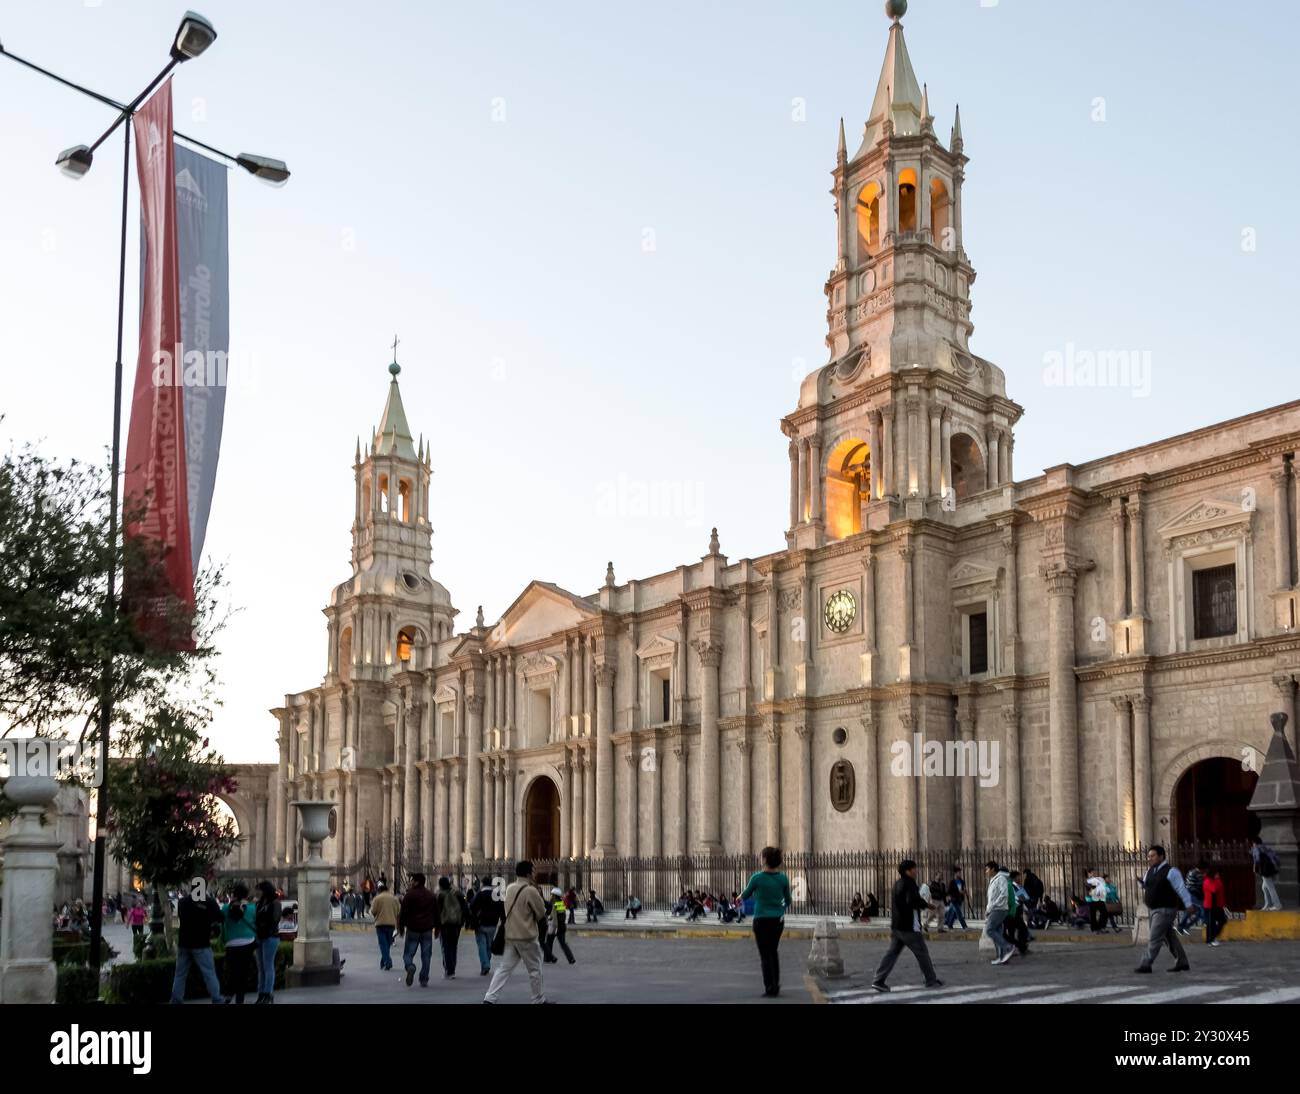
692;639;724;668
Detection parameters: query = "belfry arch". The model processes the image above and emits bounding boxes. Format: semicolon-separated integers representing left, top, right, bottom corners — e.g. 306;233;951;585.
825;436;871;540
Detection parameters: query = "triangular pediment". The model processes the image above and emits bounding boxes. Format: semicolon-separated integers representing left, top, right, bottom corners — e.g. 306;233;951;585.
491;581;598;649
1159;497;1253;541
636;629;681;661
950;559;999;587
433;684;459;706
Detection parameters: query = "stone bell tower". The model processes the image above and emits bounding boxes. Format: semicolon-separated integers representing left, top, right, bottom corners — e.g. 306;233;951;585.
784;0;1022;549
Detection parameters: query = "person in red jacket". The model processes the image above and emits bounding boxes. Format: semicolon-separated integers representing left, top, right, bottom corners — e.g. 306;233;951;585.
1202;867;1227;946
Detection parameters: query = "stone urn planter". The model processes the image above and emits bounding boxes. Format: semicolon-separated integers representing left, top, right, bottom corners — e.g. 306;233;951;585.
0;775;63;1003
288;801;341;987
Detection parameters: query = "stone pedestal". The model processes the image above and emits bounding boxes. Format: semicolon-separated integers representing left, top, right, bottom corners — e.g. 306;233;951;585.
1247;712;1300;910
1131;903;1151;946
0;776;62;1004
288;801;342;988
807;918;845;978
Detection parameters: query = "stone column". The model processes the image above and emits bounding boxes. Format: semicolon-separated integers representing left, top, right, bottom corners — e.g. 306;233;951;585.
572;748;585;857
794;722;813;855
739;589;753;717
506;653;516;750
735;735;752;854
917;390;930;497
1001;524;1019;675
380;771;392;849
1111;499;1128;621
882;406;895;497
1043;563;1082;842
584;640;596;735
624;746;640;856
797;439;809;523
274;718;289;865
1112;696;1134;847
898;705;919;848
420;766;434;866
1133;694;1153;847
1273;462;1292;590
486;659;496;734
403;699;420;851
810;433;824;524
987;430;1001;489
495;764;506;859
788;441;800;529
928;405;941;499
766;576;780;696
906;397;920;494
450;766;464;862
940;410;953;501
695;639;723;854
483;756;496;861
464;694;484;859
957;705;976;851
648;732;663;856
862;552;878;684
595;663;617;855
1129;496;1147;617
559;754;573;860
1001;703;1022;847
583;750;595;854
0;777;61;1003
765;718;781;847
436;767;450;864
861;705;879;850
674;740;690;854
869;412;882;500
505;765;517;860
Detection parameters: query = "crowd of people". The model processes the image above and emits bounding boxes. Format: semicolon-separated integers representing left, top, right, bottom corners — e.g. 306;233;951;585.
671;889;747;923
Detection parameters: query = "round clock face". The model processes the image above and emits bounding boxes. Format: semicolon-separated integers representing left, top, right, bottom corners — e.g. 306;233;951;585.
824;589;857;634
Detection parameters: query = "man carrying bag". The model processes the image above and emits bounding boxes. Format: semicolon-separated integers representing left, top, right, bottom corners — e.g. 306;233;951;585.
483;861;550;1004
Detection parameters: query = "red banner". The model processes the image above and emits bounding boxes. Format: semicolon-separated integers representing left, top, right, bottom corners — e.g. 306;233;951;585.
123;80;194;648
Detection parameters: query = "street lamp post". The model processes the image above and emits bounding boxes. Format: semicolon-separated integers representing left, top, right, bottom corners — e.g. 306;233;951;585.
1;11;288;985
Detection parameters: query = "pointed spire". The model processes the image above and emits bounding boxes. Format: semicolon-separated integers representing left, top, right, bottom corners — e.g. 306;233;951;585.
837;117;847;165
354;436;361;464
951;103;964;152
919;83;932;133
374;355;417;460
855;8;923;156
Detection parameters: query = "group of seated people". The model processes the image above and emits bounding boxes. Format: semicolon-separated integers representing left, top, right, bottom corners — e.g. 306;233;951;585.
849;892;881;921
671;889;748;923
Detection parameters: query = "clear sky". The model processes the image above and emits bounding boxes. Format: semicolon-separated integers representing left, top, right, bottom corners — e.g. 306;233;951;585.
2;0;1297;765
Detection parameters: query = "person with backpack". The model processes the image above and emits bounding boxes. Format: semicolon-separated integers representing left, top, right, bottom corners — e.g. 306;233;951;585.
435;876;470;979
1251;837;1283;910
1135;845;1195;974
1177;861;1207;935
469;878;504;976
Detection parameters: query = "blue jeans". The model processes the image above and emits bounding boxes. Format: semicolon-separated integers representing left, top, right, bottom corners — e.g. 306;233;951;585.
984;910;1011;958
1177;903;1204;932
475;927;494;972
376;925;395;969
944;902;968;929
170;946;223;1003
403;930;434;984
254;937;279;995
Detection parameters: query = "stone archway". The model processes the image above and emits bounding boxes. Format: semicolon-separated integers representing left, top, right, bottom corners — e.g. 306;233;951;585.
1154;738;1261;842
522;775;561;862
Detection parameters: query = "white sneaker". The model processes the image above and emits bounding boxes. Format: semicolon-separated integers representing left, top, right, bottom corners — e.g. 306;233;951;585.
1209;941;1221;947
996;950;1016;965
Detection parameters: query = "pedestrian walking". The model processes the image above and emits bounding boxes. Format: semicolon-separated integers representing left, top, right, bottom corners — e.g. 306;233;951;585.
942;867;969;931
564;887;578;924
1177;862;1207;935
483;861;550;1004
435;876;470;979
219;883;258;1005
918;878;937;934
740;846;793;997
1203;866;1228;946
398;873;438;987
1135;845;1195;974
983;862;1016;965
544;886;576;965
1005;871;1031;954
1250;836;1283;910
169;886;226;1004
252;881;281;1004
370;881;400;971
470;878;503;976
871;859;943;992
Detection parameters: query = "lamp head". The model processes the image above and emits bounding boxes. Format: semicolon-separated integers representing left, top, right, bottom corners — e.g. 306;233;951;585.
235;152;290;186
56;144;93;179
172;11;217;61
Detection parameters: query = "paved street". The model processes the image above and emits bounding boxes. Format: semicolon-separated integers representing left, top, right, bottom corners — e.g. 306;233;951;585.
104;921;1300;1005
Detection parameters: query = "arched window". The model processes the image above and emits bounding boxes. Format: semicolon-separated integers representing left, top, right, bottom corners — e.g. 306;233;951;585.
855;181;882;264
339;626;353;684
930;177;951;248
897;168;918;234
378;474;390;514
361;480;371;517
949;432;986;502
399;479;412;523
825;437;871;540
396;626;417;664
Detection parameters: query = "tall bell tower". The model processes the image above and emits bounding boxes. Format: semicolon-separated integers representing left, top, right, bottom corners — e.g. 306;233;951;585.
784;0;1022;548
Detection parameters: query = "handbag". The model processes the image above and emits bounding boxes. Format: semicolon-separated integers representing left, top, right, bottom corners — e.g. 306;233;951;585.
492;888;523;957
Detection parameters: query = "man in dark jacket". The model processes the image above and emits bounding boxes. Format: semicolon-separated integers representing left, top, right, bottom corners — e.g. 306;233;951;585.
169;885;226;1004
398;873;439;987
1022;867;1045;909
470;880;504;976
871;860;943;992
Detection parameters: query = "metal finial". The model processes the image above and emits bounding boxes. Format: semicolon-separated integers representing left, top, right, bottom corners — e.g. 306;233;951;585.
389;334;401;377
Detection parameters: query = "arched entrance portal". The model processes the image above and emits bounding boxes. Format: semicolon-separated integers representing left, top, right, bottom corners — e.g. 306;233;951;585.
1173;757;1260;909
523;776;561;862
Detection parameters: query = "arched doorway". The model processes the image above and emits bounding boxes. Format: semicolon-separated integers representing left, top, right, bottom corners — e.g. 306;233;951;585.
523;776;561;862
1173;757;1260;909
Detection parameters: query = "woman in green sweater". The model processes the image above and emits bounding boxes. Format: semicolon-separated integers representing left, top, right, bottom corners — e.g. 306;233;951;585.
220;883;258;1005
740;846;793;997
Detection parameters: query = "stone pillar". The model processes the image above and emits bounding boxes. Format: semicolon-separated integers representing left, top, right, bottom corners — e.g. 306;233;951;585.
1001;524;1019;675
940;410;953;501
861;705;879;850
584;639;596;735
1044;563;1082;842
624;747;640;856
274;719;289;865
674;740;690;854
1001;703;1022;847
766;577;780;698
739;589;753;717
881;406;895;497
862;552;878;684
987;430;1001;489
869;412;882;500
810;433;824;525
648;732;663;857
957;705;976;851
495;764;506;859
464;694;484;859
1133;694;1153;847
420;766;434;866
583;750;595;854
898;705;918;848
735;735;752;853
788;440;800;528
1112;696;1134;847
595;663;617;855
695;639;723;854
928;405;941;499
559;754;573;860
289;801;340;985
1129;496;1147;617
765;719;781;847
483;757;496;862
450;766;464;862
380;771;392;849
436;767;450;864
797;439;809;523
403;699;420;851
0;777;61;1003
794;722;813;855
505;765;517;860
906;397;920;494
1111;499;1128;621
1273;462;1292;590
347;776;360;864
486;659;496;734
572;748;585;857
506;653;516;750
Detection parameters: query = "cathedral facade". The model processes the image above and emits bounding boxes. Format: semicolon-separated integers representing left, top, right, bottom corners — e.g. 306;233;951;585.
270;13;1300;871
